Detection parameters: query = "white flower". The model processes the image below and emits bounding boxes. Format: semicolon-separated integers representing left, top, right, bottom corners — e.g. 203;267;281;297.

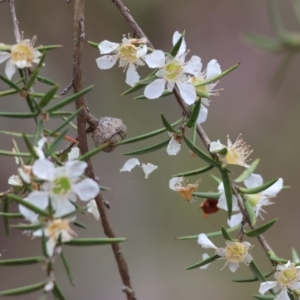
120;158;157;178
166;133;182;155
33;219;77;257
87;200;100;221
198;233;253;272
143;31;201;105
169;177;200;201
19;159;100;219
218;174;283;228
96;37;147;86
259;261;300;300
8;174;23;187
68;147;80;161
0;37;41;79
209;140;226;154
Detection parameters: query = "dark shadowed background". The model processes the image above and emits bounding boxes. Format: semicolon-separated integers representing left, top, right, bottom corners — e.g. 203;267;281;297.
0;0;299;299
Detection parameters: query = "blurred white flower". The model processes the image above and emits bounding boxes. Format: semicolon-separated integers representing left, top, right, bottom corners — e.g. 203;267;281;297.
87;199;100;221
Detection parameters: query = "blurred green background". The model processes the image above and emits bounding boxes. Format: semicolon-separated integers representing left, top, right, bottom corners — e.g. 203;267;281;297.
0;0;300;299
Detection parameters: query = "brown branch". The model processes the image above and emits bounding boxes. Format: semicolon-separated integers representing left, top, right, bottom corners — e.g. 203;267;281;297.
60;79;74;95
73;1;136;299
110;0;273;259
8;0;20;42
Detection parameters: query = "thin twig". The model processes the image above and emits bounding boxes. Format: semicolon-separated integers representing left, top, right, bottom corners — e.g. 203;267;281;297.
8;0;20;42
60;79;74;95
73;1;136;299
110;0;273;260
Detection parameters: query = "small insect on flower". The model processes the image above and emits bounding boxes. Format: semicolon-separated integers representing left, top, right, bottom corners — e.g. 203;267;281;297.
169;177;201;202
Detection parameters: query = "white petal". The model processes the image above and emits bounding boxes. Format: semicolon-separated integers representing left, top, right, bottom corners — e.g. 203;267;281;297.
243;254;253;264
209;140;225;153
68;147;80;161
197;233;217;249
184;56;202;76
87;200;100;220
96;55;118;69
199;253;211;269
144;50;165;68
126;63;140;86
172;31;186;57
19;204;38;223
218;194;239;212
196;104;208;124
228;213;243;228
73;178;100;201
176;82;196;105
98;40;119;54
206;59;221;79
46;238;56;257
244;174;263;189
167;81;175;92
0;52;10;64
33;159;55;181
166;138;181;155
5;60;16;79
8;175;22;186
18;167;31;183
228;262;238;273
218;182;224;192
263;178;283;197
144;78;165;99
276;290;290;300
259;281;278;295
33;146;45;159
16;60;27;68
66;160;87;178
141;163;158;179
53;199;76;218
136;45;147;58
120;158;140;172
169;177;183;191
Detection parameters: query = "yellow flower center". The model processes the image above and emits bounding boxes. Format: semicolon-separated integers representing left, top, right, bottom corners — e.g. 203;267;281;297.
191;77;207;94
246;194;261;207
11;42;34;64
119;44;138;63
164;59;183;82
47;219;70;240
225;242;248;263
52;176;71;196
277;267;300;287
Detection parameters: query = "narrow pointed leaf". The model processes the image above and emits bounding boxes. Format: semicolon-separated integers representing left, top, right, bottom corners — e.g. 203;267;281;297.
169;31;185;57
0;112;38;118
238;178;279;194
37;75;56;86
0;150;31;157
117;118;183;145
233;269;274;282
122;82;148;96
77;142;110;161
0;281;47;296
39;86;59;109
253;295;275;300
0;212;23;218
0;89;18;97
173;165;214;177
65;237;126;246
244;218;277;237
0;73;21;91
100;185;111;191
134;90;172;100
269;252;287;264
235;158;260;182
87;40;98;48
47;85;93;112
59;206;87;220
10;223;44;230
210;174;222;184
244;200;256;226
267;0;286;38
292;247;300;264
52;282;67;300
176;225;241;240
73;221;88;229
161;113;180;133
196;89;209;98
192;192;220;199
36;45;62;51
192;122;197;144
41;230;48;257
45;128;69;156
243;33;283;53
186;98;201;128
183;136;220;168
34;120;44;146
0;256;44;266
25;68;39;90
194;63;240;87
22;132;38;158
28;92;60;99
61;252;74;286
7;193;50;217
49;111;74;117
122;138;170;155
185;254;219;270
221;170;233;219
249;260;267;282
48;108;82;136
221;226;235;242
3;198;9;236
0;130;34;138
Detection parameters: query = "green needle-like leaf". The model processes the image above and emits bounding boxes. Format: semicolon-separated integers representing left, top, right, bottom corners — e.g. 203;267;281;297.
183;135;220;168
0;281;47;296
7;193;50;217
0;130;34;138
0;73;21;91
36;45;62;51
73;221;88;229
253;295;275;300
39;86;59;109
185;254;219;270
221;226;235;242
46;85;93;113
0;150;31;157
192;192;220;199
244;200;257;226
186;98;201;128
22;132;38;159
169;31;185;57
173;165;214;177
233;269;274;282
117;117;183;145
37;75;56;86
244;218;277;237
0;256;44;266
61;252;74;286
53;282;67;300
59;206;87;220
269;252;287;264
65;237;126;246
196;89;209;98
25;68;39;90
161;113;181;133
249;260;267;282
87;40;99;48
221;170;233;219
45;128;69;156
3;198;9;236
122;138;170;155
243;33;283;53
10;223;44;230
0;89;18;97
0;112;38;118
238;178;279;194
77;142;110;161
0;212;23;218
210;174;222;184
235;158;260;182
